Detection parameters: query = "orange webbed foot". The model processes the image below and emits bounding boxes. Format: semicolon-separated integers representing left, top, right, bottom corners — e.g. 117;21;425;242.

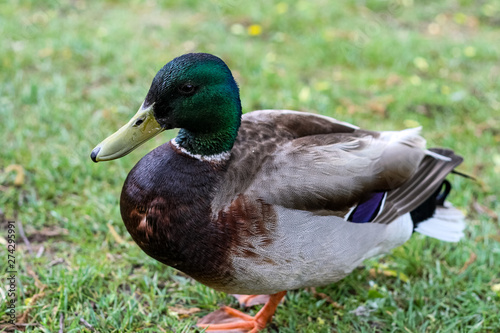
197;291;286;333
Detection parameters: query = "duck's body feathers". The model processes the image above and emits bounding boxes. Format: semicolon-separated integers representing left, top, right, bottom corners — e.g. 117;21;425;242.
120;110;464;295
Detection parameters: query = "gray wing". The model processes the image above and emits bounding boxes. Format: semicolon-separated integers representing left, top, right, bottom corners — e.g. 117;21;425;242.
214;110;458;223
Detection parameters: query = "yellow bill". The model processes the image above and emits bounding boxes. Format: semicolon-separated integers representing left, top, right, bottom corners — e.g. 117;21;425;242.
91;103;164;162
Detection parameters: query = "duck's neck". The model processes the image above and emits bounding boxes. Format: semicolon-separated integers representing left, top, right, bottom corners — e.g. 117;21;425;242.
174;87;242;157
175;127;238;157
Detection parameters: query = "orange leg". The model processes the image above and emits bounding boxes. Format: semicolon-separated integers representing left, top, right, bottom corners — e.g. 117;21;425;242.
197;291;287;333
231;294;272;307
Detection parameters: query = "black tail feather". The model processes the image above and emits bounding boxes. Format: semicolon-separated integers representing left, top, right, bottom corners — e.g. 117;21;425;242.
410;180;451;227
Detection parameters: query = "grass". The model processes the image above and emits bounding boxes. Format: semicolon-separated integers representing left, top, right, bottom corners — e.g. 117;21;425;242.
1;0;499;331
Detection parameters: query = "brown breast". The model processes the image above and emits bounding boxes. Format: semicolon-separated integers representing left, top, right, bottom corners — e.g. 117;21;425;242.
119;141;235;289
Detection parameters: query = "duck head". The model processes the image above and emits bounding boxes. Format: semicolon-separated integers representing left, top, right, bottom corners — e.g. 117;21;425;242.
91;53;242;162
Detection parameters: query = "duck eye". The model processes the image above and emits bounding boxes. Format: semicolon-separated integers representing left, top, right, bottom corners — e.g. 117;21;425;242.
178;83;196;94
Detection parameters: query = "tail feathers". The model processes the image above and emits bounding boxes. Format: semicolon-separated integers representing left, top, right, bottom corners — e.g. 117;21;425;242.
373;148;463;224
414;203;465;242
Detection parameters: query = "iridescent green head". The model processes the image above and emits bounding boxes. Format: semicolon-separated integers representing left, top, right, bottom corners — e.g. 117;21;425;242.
91;53;242;162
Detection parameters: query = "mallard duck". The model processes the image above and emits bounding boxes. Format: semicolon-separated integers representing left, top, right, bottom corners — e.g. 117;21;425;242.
91;53;465;332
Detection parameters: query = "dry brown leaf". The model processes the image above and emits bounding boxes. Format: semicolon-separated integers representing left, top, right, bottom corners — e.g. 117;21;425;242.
369;267;409;282
26;226;69;243
107;223;126;244
475;234;500;242
385;74;402;87
18;268;46;325
4;164;25;186
0;323;40;332
472;201;499;221
308;287;344;309
459;252;478;273
168;306;201;318
366;96;394;117
339;97;362;115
